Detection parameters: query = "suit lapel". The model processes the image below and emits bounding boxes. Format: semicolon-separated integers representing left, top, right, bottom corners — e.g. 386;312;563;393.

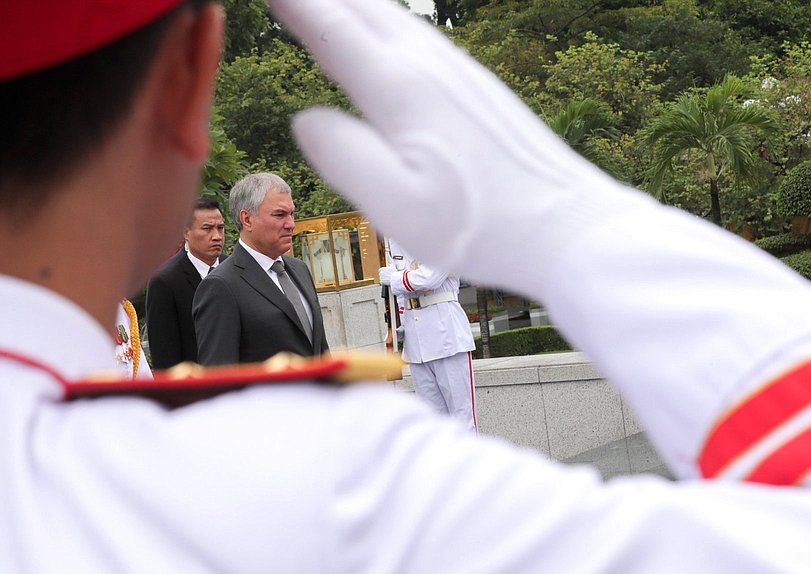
234;245;310;340
178;250;202;290
283;256;322;349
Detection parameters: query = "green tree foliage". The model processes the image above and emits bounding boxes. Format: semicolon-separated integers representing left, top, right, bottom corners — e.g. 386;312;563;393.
448;0;805;104
451;1;656;94
777;160;811;218
546;98;619;174
755;232;811;282
264;158;353;218
462;0;632;50
219;0;273;62
211;0;811;230
434;0;463;26
451;4;670;126
645;75;779;225
472;326;572;359
202;111;249;200
450;11;549;113
200;111;250;247
698;0;811;56
756;233;811;257
780;251;811;280
747;43;811;174
592;0;750;98
543;33;664;133
215;39;353;217
755;158;811;280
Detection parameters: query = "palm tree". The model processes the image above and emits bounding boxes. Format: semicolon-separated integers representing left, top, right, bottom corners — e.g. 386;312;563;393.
547;98;619;175
645;75;779;226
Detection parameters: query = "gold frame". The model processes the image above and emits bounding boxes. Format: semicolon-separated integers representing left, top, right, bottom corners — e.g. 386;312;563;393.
291;211;381;292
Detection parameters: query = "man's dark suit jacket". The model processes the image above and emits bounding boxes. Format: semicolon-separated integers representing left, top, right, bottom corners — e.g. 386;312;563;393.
192;243;329;366
145;249;226;370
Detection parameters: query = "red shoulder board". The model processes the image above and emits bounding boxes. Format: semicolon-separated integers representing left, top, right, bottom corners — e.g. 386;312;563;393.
64;352;403;408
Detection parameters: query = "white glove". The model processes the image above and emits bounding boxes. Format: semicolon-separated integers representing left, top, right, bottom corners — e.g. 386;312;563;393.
266;0;654;296
379;265;393;286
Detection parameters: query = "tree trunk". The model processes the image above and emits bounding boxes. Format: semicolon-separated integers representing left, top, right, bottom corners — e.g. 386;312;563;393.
792;215;811;234
476;287;492;359
709;178;722;226
434;0;461;26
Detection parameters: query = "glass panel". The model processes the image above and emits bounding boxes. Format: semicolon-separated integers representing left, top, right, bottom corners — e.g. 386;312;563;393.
293;212;381;291
305;232;337;287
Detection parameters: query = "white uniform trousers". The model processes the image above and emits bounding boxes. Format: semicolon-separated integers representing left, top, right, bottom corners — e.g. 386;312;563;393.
410;351;477;431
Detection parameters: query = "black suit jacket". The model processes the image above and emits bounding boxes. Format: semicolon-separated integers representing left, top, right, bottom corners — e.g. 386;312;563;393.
192;243;329;366
145;249;226;369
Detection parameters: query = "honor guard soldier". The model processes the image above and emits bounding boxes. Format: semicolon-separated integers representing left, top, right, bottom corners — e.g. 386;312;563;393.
380;239;477;431
4;0;811;572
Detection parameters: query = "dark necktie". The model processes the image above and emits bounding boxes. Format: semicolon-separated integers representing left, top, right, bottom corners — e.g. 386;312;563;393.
270;260;313;344
207;266;215;276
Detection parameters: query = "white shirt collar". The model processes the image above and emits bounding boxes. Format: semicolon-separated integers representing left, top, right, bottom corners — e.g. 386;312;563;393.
0;274;117;382
239;239;282;273
187;250;219;279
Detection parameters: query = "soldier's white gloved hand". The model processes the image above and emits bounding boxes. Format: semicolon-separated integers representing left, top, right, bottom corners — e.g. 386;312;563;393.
378;266;393;286
267;0;655;295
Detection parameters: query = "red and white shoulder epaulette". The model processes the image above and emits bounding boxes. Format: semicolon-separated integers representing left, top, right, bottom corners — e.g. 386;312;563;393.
67;352;403;407
0;350;402;409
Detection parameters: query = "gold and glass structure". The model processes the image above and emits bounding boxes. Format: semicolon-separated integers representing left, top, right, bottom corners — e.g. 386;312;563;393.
291;211;382;292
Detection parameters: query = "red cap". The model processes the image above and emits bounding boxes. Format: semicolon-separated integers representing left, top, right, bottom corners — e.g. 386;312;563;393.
2;0;187;81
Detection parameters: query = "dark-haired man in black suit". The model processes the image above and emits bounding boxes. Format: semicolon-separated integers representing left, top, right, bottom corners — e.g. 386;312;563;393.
146;198;226;369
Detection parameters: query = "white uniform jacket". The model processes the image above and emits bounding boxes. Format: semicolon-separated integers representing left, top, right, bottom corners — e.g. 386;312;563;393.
387;239;475;364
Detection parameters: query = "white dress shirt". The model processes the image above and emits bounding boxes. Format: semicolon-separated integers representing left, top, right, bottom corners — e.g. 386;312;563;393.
187;250;220;280
238;239;313;326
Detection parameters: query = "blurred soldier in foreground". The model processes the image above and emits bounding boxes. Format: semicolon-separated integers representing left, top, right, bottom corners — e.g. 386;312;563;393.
2;0;811;572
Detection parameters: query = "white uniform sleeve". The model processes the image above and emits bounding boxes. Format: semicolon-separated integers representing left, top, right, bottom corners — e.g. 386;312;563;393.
325;386;811;574
389;263;449;297
542;203;811;483
387;239;450;296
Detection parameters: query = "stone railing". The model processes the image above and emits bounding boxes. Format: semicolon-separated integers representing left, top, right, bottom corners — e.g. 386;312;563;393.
397;352;672;480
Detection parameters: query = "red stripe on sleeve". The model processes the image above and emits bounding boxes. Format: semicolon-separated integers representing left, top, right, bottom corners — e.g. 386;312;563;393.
744;427;811;485
0;349;69;389
698;360;811;478
468;352;478;433
403;270;414;292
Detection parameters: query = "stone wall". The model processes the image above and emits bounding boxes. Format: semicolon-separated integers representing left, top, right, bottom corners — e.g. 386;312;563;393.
397;352;672;480
314;290;672;481
318;284;389;352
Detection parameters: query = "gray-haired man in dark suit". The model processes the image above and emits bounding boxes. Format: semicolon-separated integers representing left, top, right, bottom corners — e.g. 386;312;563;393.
192;173;329;365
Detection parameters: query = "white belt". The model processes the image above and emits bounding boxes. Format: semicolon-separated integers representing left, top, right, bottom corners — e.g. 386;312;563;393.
405;292;457;310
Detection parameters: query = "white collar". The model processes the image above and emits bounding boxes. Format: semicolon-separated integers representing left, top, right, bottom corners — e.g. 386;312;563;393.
187;250;219;279
0;274;117;381
239;239;283;272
